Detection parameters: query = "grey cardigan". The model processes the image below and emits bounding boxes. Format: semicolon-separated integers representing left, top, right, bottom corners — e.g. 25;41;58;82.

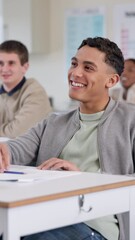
8;98;135;240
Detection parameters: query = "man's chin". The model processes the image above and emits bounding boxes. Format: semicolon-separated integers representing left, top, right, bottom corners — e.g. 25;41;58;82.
69;95;79;101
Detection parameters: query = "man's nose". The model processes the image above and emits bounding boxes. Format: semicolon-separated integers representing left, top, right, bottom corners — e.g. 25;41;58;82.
71;66;83;77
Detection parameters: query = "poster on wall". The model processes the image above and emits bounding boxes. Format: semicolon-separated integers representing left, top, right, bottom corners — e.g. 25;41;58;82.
113;4;135;59
65;7;106;70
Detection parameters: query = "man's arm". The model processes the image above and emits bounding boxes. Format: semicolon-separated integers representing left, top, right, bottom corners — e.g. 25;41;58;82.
0;143;10;172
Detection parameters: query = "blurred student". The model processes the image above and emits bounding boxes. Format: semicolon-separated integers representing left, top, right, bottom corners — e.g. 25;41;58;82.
0;40;52;138
110;58;135;103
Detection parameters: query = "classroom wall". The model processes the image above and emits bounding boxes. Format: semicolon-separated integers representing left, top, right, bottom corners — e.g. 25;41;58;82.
26;0;135;111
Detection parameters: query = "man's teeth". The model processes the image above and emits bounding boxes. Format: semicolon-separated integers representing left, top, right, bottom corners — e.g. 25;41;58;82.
71;81;85;87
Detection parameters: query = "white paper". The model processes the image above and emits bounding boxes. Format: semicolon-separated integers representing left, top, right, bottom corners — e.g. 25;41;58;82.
0;165;81;183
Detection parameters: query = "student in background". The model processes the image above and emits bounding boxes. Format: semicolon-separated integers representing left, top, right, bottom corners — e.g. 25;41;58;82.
110;58;135;103
0;40;52;138
0;37;134;240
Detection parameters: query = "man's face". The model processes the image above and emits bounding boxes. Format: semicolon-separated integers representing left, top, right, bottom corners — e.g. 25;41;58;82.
120;60;135;89
0;52;28;89
68;45;117;112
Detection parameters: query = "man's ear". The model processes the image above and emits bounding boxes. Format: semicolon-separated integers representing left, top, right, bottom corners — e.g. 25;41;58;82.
22;62;29;74
106;74;120;88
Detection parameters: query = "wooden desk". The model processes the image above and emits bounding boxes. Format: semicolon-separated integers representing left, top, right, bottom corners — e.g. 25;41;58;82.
0;169;135;240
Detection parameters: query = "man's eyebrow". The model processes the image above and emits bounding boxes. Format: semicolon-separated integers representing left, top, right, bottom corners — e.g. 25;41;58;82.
71;57;96;65
71;57;77;61
71;57;97;69
83;61;97;68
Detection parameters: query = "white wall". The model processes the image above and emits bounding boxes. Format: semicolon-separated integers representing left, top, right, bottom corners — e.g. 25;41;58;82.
21;0;135;110
28;51;69;111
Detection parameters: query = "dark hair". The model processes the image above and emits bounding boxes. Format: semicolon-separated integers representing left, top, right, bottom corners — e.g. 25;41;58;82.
0;40;29;65
78;37;124;76
125;58;135;64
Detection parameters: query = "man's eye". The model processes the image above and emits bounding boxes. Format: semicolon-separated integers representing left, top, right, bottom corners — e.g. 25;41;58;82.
71;61;77;67
85;65;94;71
9;61;15;65
0;62;4;66
85;66;91;70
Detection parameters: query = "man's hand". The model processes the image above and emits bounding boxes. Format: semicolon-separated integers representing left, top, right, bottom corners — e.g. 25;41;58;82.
0;143;10;172
37;158;80;171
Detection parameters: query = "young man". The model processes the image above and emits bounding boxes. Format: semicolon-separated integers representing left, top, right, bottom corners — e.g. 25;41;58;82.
0;37;134;240
110;58;135;103
0;40;52;139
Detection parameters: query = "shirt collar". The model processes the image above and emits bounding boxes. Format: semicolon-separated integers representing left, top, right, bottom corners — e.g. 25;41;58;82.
0;77;26;96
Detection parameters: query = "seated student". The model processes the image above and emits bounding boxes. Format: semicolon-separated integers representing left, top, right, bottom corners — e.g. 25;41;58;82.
110;58;135;103
1;36;134;240
0;40;52;139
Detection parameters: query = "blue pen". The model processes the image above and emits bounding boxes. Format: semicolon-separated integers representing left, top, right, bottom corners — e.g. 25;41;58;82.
4;170;25;175
0;179;18;182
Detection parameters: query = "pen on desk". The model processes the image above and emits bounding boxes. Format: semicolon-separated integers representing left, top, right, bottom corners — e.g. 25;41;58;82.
0;179;18;182
3;170;25;175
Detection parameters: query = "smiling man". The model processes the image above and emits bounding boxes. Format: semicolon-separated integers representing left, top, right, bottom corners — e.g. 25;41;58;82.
1;37;135;240
68;43;120;114
0;40;52;138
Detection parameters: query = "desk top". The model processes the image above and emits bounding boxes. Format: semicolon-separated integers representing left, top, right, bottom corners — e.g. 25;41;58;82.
0;166;135;208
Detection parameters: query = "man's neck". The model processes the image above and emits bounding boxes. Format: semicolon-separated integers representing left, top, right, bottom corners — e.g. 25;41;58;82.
79;98;110;114
3;78;24;92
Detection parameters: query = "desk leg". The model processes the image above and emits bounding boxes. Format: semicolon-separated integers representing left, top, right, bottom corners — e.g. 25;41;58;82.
129;187;135;240
0;208;20;240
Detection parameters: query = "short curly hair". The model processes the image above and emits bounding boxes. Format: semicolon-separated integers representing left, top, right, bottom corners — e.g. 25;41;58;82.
78;37;124;76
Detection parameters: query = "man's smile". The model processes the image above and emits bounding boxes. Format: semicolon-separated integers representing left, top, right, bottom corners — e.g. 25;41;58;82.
70;80;87;88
